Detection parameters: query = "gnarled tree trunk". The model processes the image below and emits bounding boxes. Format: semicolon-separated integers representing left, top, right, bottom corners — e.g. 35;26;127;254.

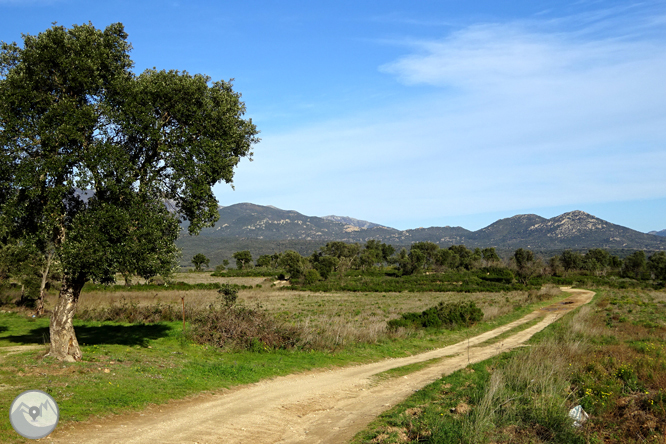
47;275;85;362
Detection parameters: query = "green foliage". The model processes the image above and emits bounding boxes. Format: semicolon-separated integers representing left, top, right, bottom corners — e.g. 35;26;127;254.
256;254;272;268
303;269;321;285
561;250;584;271
191;253;210;272
435;248;460;269
232;250;253;270
481;247;501;264
217;284;239;307
647;251;666;281
623;250;647;279
211;267;281;277
0;21;259;356
478;266;514;284
409;241;439;269
297;267;531;293
81;281;254;292
513;248;538;284
388;301;484;330
310;253;339;279
278;250;305;279
513;248;534;270
398;247;426;275
61;196;181;284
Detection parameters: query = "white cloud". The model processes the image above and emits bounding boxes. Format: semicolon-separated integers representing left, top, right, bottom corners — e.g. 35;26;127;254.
220;8;666;229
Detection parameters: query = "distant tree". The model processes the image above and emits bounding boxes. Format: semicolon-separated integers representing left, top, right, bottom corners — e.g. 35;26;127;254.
548;255;563;276
470;248;483;269
191;253;210;271
0;23;259;361
561;250;583;272
648;251;666;281
0;239;60;312
410;242;439;269
622;250;647;279
279;250;305;280
256;254;272;268
583;249;611;275
270;253;281;268
303;269;321;285
310;252;339;280
449;245;475;270
514;248;534;269
359;240;385;270
481;247;501;266
399;248;426;275
321;241;360;275
435;248;459;269
233;251;253;270
214;258;231;272
610;255;622;270
513;248;536;284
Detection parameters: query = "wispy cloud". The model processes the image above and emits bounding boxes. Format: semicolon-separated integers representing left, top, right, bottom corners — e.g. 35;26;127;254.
224;4;666;229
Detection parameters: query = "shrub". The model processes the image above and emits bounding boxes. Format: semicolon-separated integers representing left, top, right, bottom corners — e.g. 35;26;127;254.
388;301;484;331
303;269;321;285
218;284;238;307
187;304;301;351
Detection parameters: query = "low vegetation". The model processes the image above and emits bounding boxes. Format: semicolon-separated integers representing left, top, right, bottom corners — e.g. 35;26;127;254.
2;239;665;442
354;289;666;443
0;278;570;443
387;301;484;331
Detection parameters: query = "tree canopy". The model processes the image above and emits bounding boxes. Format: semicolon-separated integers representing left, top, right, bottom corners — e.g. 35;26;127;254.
0;23;259;361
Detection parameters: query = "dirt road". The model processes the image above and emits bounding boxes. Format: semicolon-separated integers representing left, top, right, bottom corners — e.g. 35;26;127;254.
48;289;593;444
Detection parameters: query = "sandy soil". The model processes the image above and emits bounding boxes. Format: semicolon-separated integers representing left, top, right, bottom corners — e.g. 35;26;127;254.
45;289;594;444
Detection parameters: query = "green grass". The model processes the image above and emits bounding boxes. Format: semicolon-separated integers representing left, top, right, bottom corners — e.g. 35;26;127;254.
472;316;543;347
0;290;575;443
371;358;445;383
353;288;666;444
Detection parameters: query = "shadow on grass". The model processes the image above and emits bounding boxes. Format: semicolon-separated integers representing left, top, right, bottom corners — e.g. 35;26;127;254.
1;324;172;347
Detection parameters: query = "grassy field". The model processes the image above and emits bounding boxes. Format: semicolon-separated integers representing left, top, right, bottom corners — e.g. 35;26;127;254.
43;273;563;349
0;272;569;443
352;288;666;443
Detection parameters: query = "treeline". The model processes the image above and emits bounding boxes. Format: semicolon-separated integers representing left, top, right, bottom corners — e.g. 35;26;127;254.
209;241;666;288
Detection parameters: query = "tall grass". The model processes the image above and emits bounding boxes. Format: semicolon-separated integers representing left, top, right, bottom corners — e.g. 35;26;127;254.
357;289;666;443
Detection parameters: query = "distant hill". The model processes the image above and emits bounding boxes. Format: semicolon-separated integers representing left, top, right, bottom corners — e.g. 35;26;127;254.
322;215;387;230
649;229;666;237
175;204;666;266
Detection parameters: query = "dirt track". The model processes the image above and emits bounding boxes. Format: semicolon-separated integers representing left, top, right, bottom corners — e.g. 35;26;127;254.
47;289;594;444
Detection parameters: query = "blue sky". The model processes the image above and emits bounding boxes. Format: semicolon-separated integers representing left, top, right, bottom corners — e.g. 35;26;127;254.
2;0;665;232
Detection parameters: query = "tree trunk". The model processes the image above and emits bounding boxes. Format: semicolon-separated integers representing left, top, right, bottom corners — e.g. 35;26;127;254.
47;276;85;362
35;250;54;316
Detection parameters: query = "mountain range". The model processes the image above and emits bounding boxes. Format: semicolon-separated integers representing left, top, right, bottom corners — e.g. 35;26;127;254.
175;203;666;266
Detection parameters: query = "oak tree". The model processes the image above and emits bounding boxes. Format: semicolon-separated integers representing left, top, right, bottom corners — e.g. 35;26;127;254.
191;253;210;272
0;23;259;361
232;250;253;270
